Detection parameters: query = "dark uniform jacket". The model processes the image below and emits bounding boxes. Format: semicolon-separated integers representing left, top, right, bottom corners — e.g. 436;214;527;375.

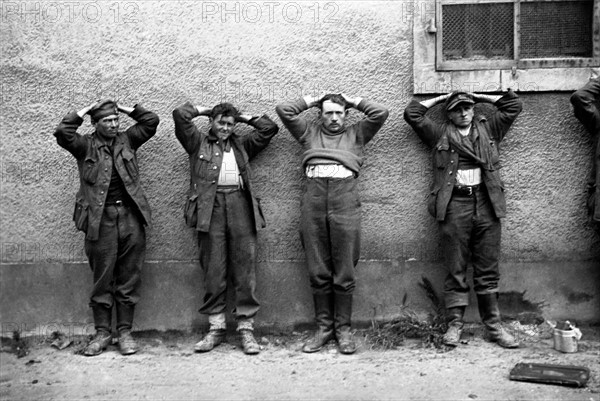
54;106;159;241
172;102;279;232
570;78;600;222
404;91;522;221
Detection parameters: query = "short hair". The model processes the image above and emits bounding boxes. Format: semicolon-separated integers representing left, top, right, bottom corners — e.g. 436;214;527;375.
211;103;239;119
318;94;349;110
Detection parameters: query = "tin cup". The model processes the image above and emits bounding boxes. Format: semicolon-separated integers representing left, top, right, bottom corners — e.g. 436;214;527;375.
553;327;582;353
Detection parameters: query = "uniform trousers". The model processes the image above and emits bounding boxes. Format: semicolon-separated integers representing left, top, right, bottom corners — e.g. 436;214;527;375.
84;203;146;309
439;187;501;309
197;189;259;319
300;177;361;295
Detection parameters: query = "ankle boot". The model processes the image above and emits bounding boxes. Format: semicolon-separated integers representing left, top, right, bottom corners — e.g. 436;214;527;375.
477;294;519;349
116;304;139;355
442;306;465;347
334;292;356;355
302;292;335;353
84;306;112;356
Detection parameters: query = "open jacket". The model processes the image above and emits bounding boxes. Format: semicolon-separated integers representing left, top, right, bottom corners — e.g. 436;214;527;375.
404;90;522;221
172;102;279;232
54;105;159;240
570;78;600;222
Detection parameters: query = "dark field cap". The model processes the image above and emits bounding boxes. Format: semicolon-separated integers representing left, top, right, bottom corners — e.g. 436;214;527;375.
446;92;475;111
89;100;118;122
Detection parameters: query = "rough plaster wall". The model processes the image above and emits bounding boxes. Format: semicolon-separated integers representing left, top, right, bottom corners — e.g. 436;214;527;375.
0;1;598;321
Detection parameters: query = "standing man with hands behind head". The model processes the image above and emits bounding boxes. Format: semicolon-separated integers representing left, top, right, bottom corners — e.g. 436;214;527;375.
404;89;522;349
173;101;278;355
54;99;159;356
570;70;600;234
276;93;388;355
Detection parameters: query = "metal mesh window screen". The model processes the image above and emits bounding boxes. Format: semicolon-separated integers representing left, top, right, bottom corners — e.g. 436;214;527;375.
520;1;593;58
442;3;514;61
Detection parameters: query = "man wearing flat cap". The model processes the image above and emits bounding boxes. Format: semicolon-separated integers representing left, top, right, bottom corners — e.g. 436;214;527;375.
55;100;159;356
404;89;522;349
173;101;278;355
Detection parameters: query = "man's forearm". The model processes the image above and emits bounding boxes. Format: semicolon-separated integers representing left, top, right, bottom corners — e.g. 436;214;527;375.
419;93;451;109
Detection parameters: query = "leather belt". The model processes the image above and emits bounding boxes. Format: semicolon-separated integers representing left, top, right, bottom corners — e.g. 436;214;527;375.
453;184;481;197
105;200;129;206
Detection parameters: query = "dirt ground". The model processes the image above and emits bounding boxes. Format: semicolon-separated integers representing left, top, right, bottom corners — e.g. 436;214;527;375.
1;325;599;401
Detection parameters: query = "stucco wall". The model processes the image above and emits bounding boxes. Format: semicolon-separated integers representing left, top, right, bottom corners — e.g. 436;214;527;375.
1;1;598;332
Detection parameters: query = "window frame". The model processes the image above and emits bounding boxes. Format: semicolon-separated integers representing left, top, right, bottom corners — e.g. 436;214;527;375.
412;0;600;93
436;0;598;71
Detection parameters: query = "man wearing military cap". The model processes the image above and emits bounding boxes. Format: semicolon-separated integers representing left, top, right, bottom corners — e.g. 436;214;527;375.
404;90;522;349
54;99;159;356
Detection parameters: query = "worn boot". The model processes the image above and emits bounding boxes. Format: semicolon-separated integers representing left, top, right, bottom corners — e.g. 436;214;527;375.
237;318;260;355
302;293;335;353
334;292;356;355
116;304;139;355
194;313;226;352
84;306;112;356
477;294;519;349
442;306;465;347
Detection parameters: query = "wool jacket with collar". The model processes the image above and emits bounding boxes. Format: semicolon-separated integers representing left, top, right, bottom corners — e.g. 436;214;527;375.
54;105;159;241
404;90;523;221
173;102;279;232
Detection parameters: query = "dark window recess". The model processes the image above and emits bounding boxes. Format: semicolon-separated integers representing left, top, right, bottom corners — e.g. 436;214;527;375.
520;1;593;58
442;3;514;62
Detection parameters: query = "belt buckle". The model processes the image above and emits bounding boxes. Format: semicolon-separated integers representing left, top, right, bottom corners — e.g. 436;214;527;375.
467;186;473;196
115;200;123;206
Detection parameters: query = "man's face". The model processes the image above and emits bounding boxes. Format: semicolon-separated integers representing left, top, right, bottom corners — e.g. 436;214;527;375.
320;100;347;133
210;114;236;140
94;114;120;142
448;104;474;128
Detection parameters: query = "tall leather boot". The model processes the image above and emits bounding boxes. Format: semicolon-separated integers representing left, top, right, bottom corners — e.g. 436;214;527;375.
442;306;465;347
477;293;519;349
334;292;356;355
116;304;139;355
302;292;335;353
84;305;112;356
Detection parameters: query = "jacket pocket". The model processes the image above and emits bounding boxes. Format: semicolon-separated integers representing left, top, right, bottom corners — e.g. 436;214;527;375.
121;150;139;179
82;157;99;184
73;199;89;233
184;193;198;227
427;187;440;218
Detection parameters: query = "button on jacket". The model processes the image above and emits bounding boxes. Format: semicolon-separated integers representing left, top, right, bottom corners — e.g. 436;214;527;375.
404;91;523;221
172;102;279;232
54;106;159;240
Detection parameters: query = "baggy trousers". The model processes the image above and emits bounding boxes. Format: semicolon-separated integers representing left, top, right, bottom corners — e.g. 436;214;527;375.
439;188;501;309
84;204;146;309
197;190;259;319
300;177;361;295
